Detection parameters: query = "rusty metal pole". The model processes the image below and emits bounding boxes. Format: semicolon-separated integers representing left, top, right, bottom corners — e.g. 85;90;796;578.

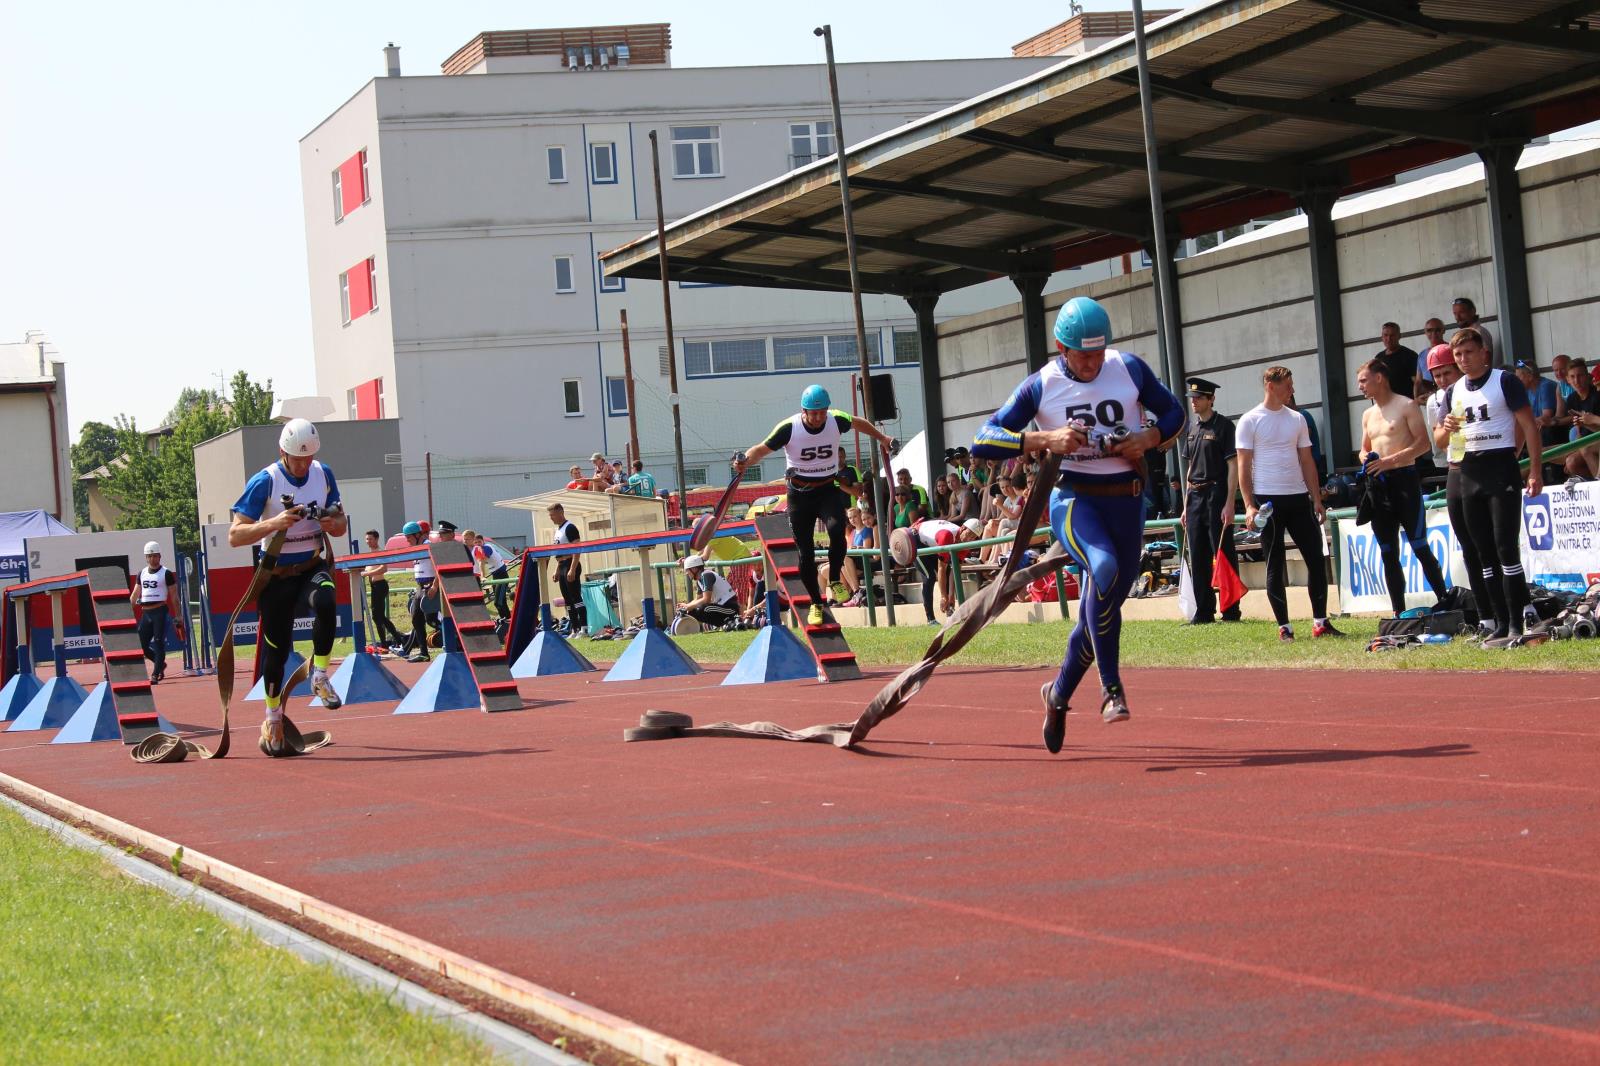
648;131;689;508
619;309;642;473
816;23;897;625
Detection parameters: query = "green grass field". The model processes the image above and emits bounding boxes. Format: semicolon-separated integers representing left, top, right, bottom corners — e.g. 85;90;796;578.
571;616;1592;671
0;807;495;1064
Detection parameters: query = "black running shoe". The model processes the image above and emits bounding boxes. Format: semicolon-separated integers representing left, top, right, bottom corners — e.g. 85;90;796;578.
1101;684;1131;724
1040;681;1067;754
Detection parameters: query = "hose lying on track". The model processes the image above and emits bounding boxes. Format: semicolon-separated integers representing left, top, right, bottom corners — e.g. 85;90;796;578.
626;456;1065;749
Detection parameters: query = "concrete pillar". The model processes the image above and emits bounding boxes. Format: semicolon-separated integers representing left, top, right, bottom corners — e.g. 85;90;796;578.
1478;142;1532;368
906;292;944;469
1011;272;1050;374
1299;187;1350;475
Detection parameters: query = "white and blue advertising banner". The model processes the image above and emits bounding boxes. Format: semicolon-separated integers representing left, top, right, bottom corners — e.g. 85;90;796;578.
1519;482;1600;594
1336;506;1469;614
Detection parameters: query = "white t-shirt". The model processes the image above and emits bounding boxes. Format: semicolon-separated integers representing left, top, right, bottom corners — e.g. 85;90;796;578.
1236;403;1312;496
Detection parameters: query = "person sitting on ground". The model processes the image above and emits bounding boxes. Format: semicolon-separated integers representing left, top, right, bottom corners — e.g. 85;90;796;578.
676;555;740;631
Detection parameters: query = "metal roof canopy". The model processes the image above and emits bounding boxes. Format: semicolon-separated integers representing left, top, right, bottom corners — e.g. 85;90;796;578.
600;0;1600;297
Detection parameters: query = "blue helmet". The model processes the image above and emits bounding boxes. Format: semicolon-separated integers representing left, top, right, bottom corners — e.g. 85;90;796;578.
1053;296;1112;352
402;521;422;536
800;384;831;411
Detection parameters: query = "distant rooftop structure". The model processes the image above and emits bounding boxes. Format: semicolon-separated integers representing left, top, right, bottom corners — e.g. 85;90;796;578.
1013;8;1179;57
0;332;56;384
441;24;672;76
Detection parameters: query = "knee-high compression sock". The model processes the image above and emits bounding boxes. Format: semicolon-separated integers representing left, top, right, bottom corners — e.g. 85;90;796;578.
1502;560;1532;631
311;580;337;657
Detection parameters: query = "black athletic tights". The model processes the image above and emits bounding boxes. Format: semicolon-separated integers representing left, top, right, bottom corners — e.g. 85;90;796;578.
1258;492;1328;626
1449;449;1531;635
787;483;849;605
257;569;336;701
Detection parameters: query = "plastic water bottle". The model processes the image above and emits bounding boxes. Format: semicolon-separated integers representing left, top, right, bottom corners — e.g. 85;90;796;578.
1417;633;1451;645
1253;500;1274;530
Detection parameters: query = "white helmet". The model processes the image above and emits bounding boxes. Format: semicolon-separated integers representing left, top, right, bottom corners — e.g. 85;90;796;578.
682;554;704;570
279;418;320;457
143;541;161;555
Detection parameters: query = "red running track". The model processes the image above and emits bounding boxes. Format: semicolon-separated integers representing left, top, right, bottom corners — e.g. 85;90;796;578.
3;659;1598;1064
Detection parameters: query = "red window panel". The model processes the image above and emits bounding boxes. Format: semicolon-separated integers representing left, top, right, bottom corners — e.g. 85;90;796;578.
347;257;374;320
338;152;365;217
354;378;383;420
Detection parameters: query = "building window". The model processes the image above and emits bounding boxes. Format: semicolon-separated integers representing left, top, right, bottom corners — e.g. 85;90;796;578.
360;149;370;204
589;142;617;184
340;258;377;324
605;376;629;415
346;387;358;420
773;335;826;371
333;150;367;222
562;379;582;416
681;466;708;488
670;125;721;178
892;328;921;366
598;256;624;293
554;256;575;293
826;332;881;368
684;338;768;377
788;120;834;167
547;146;567;183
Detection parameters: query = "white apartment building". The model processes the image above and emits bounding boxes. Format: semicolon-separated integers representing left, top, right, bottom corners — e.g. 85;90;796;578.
299;24;1104;542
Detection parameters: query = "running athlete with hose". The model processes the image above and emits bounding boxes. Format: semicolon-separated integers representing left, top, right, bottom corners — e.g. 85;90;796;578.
733;385;898;626
229;419;346;753
971;297;1185;753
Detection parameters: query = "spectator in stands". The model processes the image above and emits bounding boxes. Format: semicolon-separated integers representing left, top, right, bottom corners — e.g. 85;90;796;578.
1515;360;1562;450
1237;365;1339;641
627;459;657;499
892;484;917;528
1451;297;1495;365
931;477;953;520
675;555;739;631
947;472;979;524
1564;359;1600;478
820;506;860;603
979;474;1024;564
1552;354;1574;407
564;465;587;490
1374;321;1419;399
589;453;614;492
894;468;929;514
943;447;971;482
1415;318;1447;389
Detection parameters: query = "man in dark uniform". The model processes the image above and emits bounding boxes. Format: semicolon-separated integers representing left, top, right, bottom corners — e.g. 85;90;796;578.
1180;377;1242;623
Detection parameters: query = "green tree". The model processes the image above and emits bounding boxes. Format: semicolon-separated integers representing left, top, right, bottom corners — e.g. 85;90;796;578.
164;386;223;427
70;420;121;528
98;373;276;555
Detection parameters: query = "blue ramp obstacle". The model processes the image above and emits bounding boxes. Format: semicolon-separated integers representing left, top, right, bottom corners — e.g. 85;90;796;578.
723;592;817;686
312;651;409;708
393;652;481;715
8;674;91;732
245;651;310;700
53;682;172;744
0;669;42;723
511;605;596;678
603;600;701;682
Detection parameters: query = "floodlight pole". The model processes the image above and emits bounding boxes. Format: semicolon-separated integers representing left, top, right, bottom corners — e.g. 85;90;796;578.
1130;0;1187;488
648;130;689;519
817;23;898;625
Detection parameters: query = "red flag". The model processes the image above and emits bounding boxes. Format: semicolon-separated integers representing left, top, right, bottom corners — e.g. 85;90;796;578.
1213;546;1246;613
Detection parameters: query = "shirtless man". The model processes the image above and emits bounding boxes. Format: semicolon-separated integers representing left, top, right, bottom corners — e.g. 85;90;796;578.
1358;359;1450;615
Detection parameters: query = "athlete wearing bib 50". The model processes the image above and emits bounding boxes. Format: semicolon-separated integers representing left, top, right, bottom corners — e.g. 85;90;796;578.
972;296;1185;753
1434;326;1543;644
229;418;347;752
733;384;898;627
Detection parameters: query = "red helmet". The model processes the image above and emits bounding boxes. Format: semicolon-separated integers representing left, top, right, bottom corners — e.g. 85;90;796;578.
417;520;431;534
1425;343;1456;373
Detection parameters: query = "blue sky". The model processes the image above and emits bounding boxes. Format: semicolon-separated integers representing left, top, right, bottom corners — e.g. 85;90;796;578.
2;1;1128;436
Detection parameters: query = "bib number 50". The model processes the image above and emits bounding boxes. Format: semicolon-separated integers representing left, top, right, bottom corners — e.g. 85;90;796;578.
1063;399;1126;428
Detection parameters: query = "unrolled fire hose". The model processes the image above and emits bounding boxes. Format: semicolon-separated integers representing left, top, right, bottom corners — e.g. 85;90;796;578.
626;455;1066;748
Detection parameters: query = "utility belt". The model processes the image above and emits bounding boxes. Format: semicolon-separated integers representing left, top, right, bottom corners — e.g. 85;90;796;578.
1065;478;1143;498
1186;479;1214;489
267;546;327;580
